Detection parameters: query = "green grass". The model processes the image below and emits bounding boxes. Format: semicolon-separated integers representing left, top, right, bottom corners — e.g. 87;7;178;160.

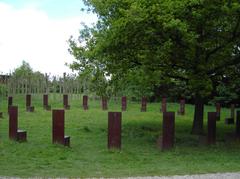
0;94;240;177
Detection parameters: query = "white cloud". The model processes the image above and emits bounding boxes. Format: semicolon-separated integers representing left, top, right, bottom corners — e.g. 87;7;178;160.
0;2;97;75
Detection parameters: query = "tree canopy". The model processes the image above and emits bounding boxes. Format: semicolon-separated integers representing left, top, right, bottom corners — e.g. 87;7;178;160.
69;0;240;134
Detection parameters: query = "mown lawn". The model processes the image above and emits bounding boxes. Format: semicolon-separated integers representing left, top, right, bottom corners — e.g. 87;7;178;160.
0;94;240;177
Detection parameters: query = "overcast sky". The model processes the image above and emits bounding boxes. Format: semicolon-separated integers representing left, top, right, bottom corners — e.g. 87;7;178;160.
0;0;97;75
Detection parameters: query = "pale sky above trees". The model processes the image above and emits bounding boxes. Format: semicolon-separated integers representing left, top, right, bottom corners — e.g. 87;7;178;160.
0;0;97;75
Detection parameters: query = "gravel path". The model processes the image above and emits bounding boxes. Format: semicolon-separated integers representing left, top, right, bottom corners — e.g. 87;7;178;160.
110;172;240;179
1;173;240;179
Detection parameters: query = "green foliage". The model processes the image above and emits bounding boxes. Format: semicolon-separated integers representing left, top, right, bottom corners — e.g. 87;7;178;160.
13;60;33;77
0;84;7;96
69;0;240;99
213;64;240;105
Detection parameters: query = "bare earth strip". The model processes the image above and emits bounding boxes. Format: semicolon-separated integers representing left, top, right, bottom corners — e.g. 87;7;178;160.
1;173;240;179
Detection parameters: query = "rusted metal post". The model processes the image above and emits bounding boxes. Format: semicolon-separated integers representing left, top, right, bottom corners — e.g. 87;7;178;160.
8;96;13;108
26;94;31;108
43;94;51;110
141;97;147;112
52;109;70;146
161;112;175;150
216;103;221;121
63;94;70;110
177;99;185;115
236;111;240;138
9;106;18;140
108;112;122;149
207;112;217;145
231;104;235;120
160;97;167;113
102;97;108;110
9;106;27;142
26;94;34;112
121;96;127;111
83;95;88;110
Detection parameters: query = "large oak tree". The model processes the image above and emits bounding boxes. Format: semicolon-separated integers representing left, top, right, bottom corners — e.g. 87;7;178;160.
69;0;240;134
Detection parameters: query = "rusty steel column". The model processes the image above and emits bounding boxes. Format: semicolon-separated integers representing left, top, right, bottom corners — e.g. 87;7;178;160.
9;106;18;140
52;109;70;147
102;97;108;110
178;99;185;115
52;109;65;145
43;94;48;107
26;94;34;112
43;94;51;110
141;97;147;112
108;112;122;149
160;97;167;113
231;104;235;120
26;94;31;108
236;111;240;138
216;103;221;121
63;94;70;110
83;95;89;110
121;96;127;111
8;96;13;114
207;112;217;145
162;112;175;150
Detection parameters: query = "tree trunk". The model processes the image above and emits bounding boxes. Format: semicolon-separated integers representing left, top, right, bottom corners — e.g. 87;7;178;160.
191;95;204;135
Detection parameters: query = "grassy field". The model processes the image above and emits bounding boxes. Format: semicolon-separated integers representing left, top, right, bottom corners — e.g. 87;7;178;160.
0;94;240;178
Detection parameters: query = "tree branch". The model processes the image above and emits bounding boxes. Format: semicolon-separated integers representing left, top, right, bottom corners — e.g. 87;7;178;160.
207;55;240;75
205;16;240;61
165;73;189;82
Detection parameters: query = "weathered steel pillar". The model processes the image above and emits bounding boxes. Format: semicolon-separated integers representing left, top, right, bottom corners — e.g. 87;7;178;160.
52;109;70;146
141;97;147;112
216;103;221;121
8;96;13;113
236;111;240;138
102;97;108;110
121;96;127;111
160;97;167;113
161;112;175;150
9;106;27;142
108;112;122;149
63;94;70;110
26;94;34;112
43;94;51;110
177;99;185;115
207;112;217;145
83;95;89;110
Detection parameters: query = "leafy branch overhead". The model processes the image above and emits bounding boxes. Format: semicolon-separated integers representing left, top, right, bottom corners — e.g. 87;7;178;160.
70;0;240;98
